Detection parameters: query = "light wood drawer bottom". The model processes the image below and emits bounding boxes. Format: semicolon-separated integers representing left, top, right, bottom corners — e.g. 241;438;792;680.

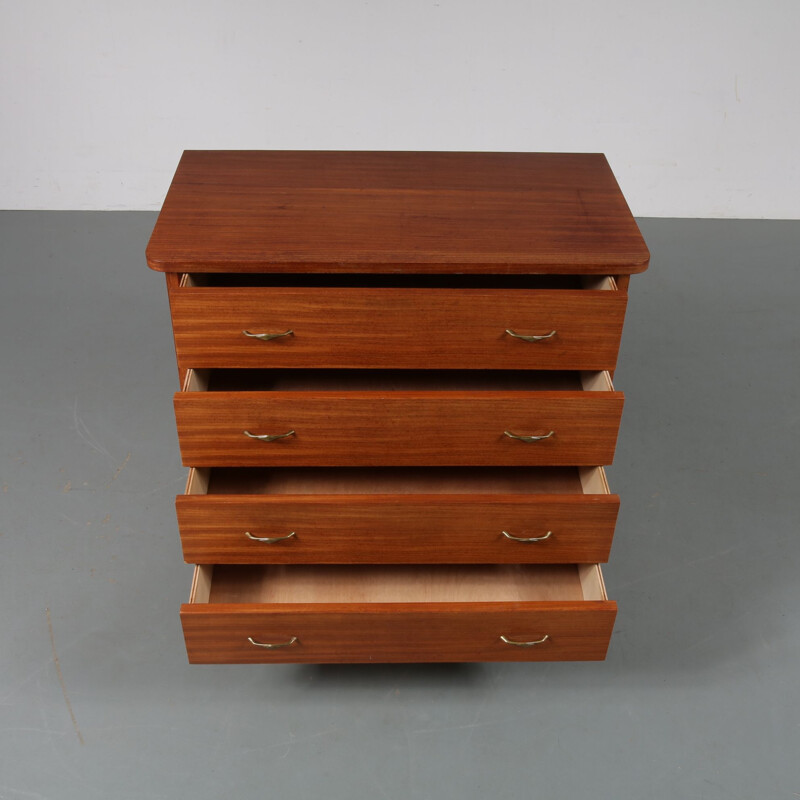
181;564;616;663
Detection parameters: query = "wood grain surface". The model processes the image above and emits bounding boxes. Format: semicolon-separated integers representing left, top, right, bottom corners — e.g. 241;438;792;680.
180;603;617;663
177;494;619;565
173;390;624;467
168;285;627;370
146;151;649;273
182;563;616;663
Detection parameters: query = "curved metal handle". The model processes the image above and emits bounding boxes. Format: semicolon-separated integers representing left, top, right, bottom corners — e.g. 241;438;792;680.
243;429;296;442
505;328;556;342
242;329;294;341
502;530;553;543
247;636;298;649
244;530;297;543
500;634;549;647
503;429;555;442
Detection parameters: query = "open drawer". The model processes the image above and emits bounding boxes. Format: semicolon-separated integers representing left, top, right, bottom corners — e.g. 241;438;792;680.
168;274;626;371
180;563;617;663
177;466;619;564
174;369;623;467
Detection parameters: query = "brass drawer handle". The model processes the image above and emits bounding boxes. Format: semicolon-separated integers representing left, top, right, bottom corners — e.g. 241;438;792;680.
505;328;556;342
244;530;297;543
243;429;296;442
500;634;549;647
242;329;294;341
503;429;555;442
502;530;553;543
247;636;298;649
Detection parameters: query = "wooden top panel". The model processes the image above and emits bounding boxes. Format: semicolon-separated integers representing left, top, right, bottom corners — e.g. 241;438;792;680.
146;151;649;274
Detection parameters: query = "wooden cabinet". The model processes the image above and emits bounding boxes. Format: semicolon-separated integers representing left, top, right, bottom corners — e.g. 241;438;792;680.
147;150;649;664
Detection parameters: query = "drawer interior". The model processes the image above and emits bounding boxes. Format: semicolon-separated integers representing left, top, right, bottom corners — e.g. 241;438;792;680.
184;369;614;393
187;465;610;496
190;563;608;604
181;274;617;290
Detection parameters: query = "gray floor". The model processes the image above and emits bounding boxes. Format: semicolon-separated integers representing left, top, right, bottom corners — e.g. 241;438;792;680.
1;213;798;798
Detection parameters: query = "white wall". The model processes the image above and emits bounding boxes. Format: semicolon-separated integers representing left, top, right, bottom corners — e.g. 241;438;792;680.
2;0;798;217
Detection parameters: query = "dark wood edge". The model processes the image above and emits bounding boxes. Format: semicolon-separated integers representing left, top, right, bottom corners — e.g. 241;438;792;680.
173;390;626;402
164;273;186;387
167;286;629;295
149;258;649;274
175;493;621;506
180;600;618;615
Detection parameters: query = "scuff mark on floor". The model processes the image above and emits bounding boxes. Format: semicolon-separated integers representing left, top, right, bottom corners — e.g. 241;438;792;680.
45;608;84;745
108;452;131;484
72;398;113;463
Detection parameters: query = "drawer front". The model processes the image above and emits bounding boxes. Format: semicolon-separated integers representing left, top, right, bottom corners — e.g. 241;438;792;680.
181;603;617;663
174;392;623;467
176;495;619;564
169;287;626;370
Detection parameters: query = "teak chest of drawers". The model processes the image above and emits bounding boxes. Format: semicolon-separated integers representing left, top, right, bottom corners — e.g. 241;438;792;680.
146;150;649;664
